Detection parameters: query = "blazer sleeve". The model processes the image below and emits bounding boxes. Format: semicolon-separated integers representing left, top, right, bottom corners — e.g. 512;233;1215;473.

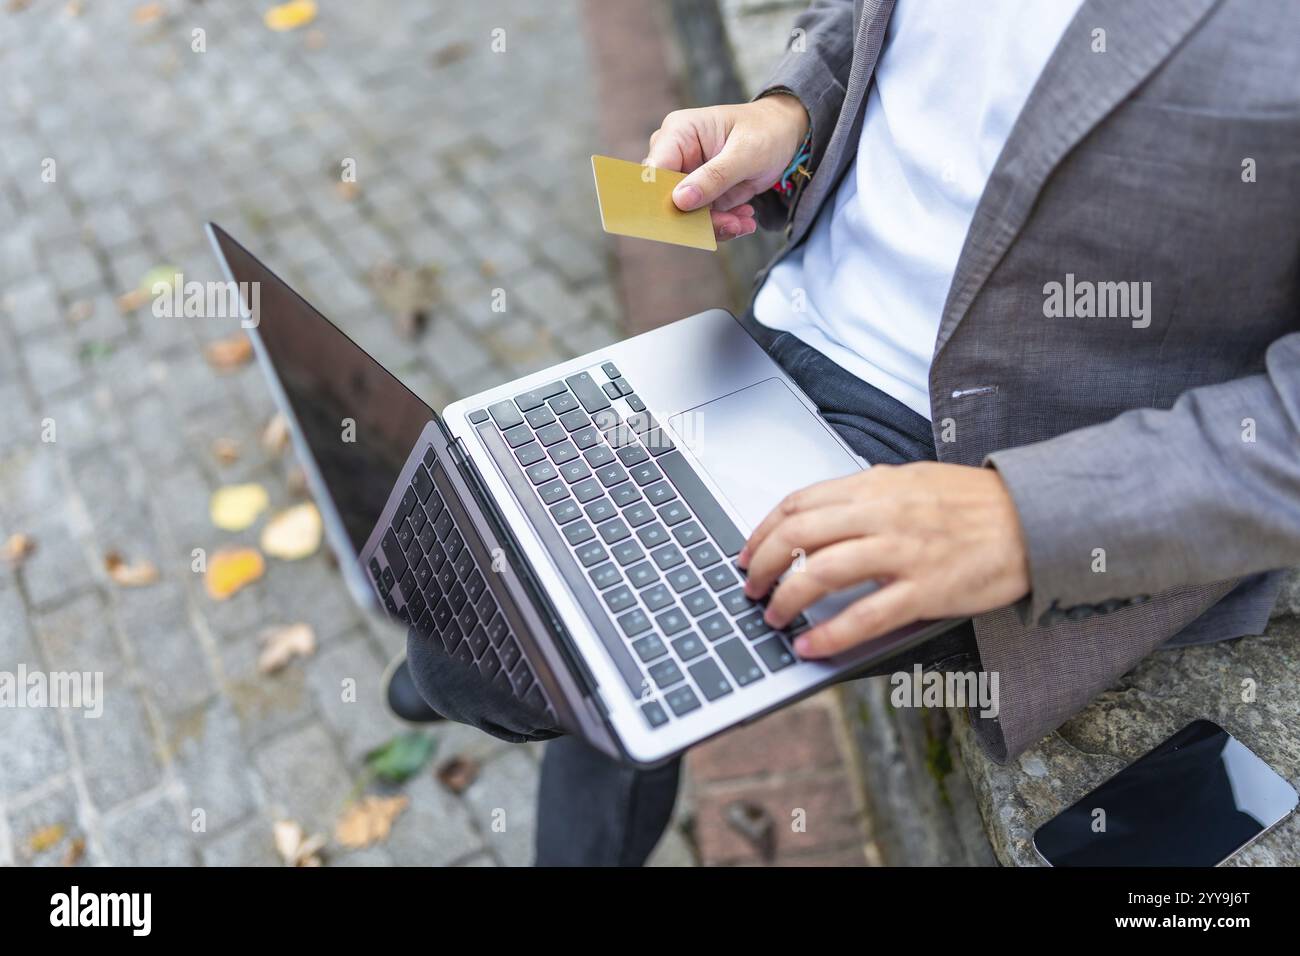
749;0;857;230
986;330;1300;627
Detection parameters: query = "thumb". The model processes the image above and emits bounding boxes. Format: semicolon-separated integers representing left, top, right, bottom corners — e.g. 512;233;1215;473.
673;135;749;211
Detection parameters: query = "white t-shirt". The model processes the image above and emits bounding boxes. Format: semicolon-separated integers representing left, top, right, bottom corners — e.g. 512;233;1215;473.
753;0;1083;419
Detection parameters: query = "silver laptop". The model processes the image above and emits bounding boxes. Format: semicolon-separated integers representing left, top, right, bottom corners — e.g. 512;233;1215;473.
208;223;958;766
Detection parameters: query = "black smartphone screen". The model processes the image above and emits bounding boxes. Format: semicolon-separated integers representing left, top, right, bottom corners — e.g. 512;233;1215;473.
1033;719;1297;866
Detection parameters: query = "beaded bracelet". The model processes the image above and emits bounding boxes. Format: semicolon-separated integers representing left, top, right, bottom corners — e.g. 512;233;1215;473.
772;130;812;195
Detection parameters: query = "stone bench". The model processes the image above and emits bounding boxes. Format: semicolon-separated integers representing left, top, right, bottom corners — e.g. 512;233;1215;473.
668;0;1300;866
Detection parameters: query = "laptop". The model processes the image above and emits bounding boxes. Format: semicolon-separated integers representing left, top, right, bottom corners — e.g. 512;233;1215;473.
207;223;959;766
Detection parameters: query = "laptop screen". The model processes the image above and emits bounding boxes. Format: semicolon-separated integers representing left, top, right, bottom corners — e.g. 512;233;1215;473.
209;225;434;553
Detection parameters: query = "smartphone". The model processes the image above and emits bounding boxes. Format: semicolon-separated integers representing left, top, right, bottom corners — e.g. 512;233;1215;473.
1033;718;1297;866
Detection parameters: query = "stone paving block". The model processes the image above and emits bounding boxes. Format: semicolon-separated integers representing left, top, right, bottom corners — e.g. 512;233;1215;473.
218;633;317;749
462;747;541;867
20;331;84;400
4;782;94;867
17;512;97;610
115;582;216;716
200;814;281;867
0;706;71;803
305;636;404;764
102;790;198;866
253;722;356;835
71;682;164;812
168;698;260;837
32;589;125;682
386;773;484;866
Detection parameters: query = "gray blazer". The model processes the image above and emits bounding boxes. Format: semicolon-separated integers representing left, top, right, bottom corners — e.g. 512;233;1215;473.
753;0;1300;761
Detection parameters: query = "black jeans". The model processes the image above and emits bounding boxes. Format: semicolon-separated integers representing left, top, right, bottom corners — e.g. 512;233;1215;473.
411;329;979;865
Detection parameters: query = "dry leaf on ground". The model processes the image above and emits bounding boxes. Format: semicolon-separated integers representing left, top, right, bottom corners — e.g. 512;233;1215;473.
131;2;162;25
334;796;409;849
62;836;86;866
436;755;480;794
211;437;241;464
2;533;36;566
205;547;265;600
204;333;253;371
104;551;160;587
257;622;316;674
260;502;322;560
262;412;290;455
264;0;317;32
273;820;326;867
115;288;149;314
26;823;66;855
210;482;269;531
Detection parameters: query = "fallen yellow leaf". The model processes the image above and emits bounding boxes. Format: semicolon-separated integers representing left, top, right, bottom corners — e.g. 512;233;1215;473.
104;551;160;587
211;437;241;465
335;795;409;849
210;483;270;531
27;823;66;854
257;622;316;674
132;2;163;25
205;547;265;600
262;412;290;455
204;333;253;371
62;836;86;866
260;502;322;560
2;533;36;566
264;0;317;32
273;819;325;867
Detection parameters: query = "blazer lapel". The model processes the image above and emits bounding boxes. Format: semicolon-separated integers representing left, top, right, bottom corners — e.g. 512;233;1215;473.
932;0;1222;359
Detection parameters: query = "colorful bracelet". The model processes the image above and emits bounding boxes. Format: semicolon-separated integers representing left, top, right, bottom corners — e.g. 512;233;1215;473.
772;131;812;195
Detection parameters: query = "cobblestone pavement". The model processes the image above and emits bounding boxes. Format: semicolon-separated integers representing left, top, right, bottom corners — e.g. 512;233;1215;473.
0;0;694;866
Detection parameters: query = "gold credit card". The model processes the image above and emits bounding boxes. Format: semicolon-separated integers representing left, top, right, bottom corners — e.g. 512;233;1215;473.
591;155;717;252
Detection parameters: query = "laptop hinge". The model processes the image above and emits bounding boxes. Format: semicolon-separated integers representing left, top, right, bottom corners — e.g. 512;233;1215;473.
442;429;603;701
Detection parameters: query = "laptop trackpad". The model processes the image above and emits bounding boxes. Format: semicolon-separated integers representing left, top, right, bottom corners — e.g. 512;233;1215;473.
669;378;863;533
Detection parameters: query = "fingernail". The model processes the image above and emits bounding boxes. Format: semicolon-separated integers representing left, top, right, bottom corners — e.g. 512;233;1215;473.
736;546;749;568
764;608;783;628
718;223;733;239
674;183;702;209
794;635;812;657
743;581;758;597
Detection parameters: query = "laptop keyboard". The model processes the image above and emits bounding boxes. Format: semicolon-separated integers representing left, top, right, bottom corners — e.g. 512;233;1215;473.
471;362;807;731
368;445;555;722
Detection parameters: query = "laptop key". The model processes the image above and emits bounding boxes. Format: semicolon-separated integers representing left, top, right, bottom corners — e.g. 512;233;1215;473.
617;444;649;467
413;465;435;502
563;520;595;545
671;632;707;662
572;477;602;502
487;613;510;647
688;542;723;569
716;639;765;686
571;424;601;449
565;371;611;413
641;700;669;728
618;607;652;637
665;685;701;716
453;638;475;667
625;393;647;413
583;444;615;468
499;636;521;670
526;405;556;428
515;442;546;466
503;424;532;448
651;544;685;570
536;422;567;446
468;409;490;424
596;463;628;488
648;658;685;689
610;538;644;566
754;637;797;672
655;607;690;636
737;611;771;641
395;487;418;525
413;557;433;590
537;479;569;505
559;408;590;431
395;519;416;552
548;392;579;415
601;361;621;379
688;658;733;701
641;584;673;611
526;461;559;485
550;500;581;524
511;390;546;413
549;440;579;465
626;562;658;588
559;460;592;484
590;562;622;590
683;589;717;618
467;624;490;657
444;529;464;561
665;565;700;593
631;634;669;662
630;461;662;486
699;613;733;642
672;521;705;547
432;597;454;631
479;648;502;681
720;587;758;616
598;518;631;544
602;381;621;400
657;450;746;556
645;482;677;506
612;483;643;507
397;568;417;602
465;570;486;603
509;661;535;696
604;585;636;613
584;498;617;523
382;529;409;581
575;540;607;568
